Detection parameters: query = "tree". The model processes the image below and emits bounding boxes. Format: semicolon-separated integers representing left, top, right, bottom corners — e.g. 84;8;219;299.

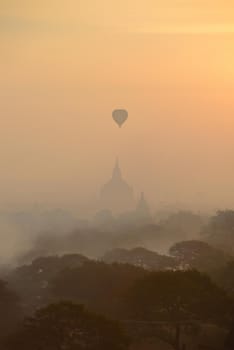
102;247;177;270
125;270;232;350
49;261;146;318
0;280;22;338
226;319;234;350
7;254;89;313
160;211;204;241
169;240;230;272
202;210;234;254
5;302;129;350
211;261;234;297
206;210;234;233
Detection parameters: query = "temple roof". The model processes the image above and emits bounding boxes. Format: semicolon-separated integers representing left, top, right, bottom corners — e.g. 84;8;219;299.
100;158;134;213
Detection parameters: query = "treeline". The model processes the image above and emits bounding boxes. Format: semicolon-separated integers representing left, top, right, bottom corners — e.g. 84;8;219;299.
15;209;234;264
1;256;234;349
2;210;234;349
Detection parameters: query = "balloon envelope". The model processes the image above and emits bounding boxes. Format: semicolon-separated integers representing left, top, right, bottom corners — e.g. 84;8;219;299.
112;109;128;128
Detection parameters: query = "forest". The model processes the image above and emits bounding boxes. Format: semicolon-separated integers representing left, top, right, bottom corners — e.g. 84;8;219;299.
0;210;234;349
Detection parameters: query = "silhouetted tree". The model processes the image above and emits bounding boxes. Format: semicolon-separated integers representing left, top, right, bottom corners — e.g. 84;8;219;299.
50;261;146;318
7;254;89;313
125;270;231;350
5;302;129;350
211;261;234;297
0;280;22;338
102;247;177;270
169;240;230;272
160;211;204;240
226;319;234;350
203;210;234;254
207;211;234;233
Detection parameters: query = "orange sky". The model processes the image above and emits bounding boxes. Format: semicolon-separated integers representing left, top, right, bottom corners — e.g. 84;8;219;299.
1;1;234;212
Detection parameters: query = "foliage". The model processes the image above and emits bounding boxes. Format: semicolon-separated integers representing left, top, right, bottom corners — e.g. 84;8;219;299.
160;211;204;240
206;211;234;233
50;261;146;318
7;254;89;313
4;302;129;350
125;270;231;324
102;247;177;270
226;319;234;350
0;280;22;338
169;240;230;272
211;261;234;297
203;211;234;254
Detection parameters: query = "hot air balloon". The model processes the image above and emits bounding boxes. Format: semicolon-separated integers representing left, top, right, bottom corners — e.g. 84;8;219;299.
112;109;128;128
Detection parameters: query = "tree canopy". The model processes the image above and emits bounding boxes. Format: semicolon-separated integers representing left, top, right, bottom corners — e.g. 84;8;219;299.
5;302;129;350
169;240;230;272
203;210;234;254
125;270;231;323
0;280;22;338
50;261;146;318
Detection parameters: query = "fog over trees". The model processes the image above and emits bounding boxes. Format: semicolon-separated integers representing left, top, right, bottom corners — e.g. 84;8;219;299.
2;1;234;348
0;208;233;349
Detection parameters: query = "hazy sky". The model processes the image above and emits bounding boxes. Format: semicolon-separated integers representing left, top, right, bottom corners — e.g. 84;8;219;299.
1;0;234;212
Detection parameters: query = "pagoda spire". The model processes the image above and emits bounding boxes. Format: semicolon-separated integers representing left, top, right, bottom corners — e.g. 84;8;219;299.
136;192;151;217
112;157;122;180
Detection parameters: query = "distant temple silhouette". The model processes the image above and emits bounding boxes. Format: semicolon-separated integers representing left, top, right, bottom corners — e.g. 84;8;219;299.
99;158;134;213
135;192;151;220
